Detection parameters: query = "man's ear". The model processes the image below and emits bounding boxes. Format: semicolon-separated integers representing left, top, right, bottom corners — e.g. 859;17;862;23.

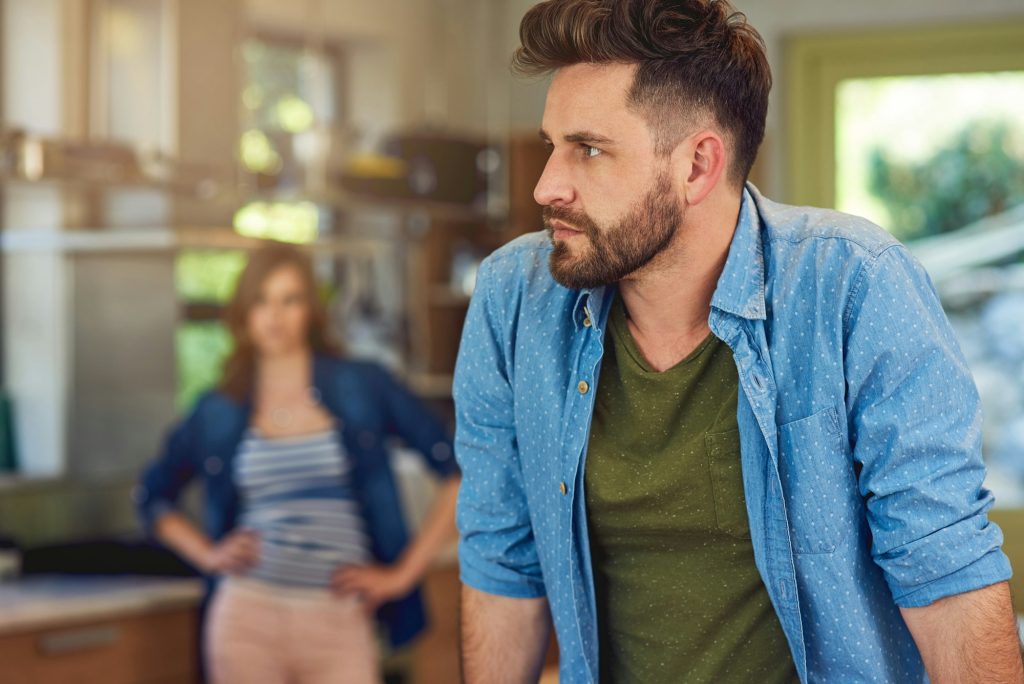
671;129;727;206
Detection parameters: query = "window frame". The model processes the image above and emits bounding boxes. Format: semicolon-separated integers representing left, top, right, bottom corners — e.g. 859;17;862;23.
784;21;1024;208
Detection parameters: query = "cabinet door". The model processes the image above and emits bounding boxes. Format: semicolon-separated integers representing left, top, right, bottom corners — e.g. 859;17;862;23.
0;607;199;684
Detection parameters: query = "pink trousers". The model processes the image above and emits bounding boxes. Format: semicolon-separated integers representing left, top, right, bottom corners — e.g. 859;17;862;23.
205;577;382;684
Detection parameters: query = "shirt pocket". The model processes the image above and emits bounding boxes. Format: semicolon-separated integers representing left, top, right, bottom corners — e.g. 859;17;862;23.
777;405;850;555
706;428;751;540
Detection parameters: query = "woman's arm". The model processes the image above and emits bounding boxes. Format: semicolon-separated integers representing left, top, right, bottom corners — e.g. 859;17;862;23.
373;364;461;479
333;475;460;606
154;511;260;575
393;475;461;581
136;400;204;534
331;364;461;605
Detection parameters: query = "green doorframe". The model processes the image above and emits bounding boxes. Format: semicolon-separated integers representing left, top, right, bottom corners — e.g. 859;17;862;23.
783;21;1024;209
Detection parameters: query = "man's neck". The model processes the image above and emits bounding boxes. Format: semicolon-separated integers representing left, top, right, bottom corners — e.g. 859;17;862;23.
617;197;740;372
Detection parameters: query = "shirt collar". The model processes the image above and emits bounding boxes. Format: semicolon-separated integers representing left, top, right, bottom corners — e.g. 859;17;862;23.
710;184;767;321
572;289;593;331
571;285;616;332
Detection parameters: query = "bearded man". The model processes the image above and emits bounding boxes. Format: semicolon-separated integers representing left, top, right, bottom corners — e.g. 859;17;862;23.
452;1;1023;682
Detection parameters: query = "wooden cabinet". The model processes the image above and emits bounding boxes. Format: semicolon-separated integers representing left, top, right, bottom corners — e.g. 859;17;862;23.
0;610;198;684
0;606;200;684
403;133;549;394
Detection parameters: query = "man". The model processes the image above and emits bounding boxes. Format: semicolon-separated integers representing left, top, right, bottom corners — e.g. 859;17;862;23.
453;1;1023;682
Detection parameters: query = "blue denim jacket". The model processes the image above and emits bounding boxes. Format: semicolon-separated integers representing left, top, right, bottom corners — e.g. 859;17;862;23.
453;184;1012;682
136;354;459;647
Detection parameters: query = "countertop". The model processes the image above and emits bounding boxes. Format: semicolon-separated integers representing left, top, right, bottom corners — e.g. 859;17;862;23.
0;574;204;636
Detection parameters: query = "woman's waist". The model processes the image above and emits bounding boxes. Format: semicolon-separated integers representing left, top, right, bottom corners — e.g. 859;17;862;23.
219;575;354;604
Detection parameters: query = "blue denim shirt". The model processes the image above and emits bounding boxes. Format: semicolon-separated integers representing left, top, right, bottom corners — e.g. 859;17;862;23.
453;184;1012;683
135;354;459;647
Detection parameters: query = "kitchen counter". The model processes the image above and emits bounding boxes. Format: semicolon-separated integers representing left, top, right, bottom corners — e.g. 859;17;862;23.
0;574;204;636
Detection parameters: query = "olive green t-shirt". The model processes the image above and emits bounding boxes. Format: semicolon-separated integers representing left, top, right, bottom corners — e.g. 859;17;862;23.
585;297;797;683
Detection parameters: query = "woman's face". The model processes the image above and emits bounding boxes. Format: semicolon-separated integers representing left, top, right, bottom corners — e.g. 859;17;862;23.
246;265;312;357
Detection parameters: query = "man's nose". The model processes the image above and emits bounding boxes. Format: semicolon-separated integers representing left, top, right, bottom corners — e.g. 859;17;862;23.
534;153;575;207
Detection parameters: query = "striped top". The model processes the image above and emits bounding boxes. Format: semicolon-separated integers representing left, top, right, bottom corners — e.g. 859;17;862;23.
233;427;372;587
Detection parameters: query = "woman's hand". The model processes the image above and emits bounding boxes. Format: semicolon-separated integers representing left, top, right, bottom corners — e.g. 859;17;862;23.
331;563;415;611
201;528;260;575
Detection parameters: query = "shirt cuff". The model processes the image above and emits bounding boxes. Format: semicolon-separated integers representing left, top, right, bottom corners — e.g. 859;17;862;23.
458;547;547;599
892;547;1013;608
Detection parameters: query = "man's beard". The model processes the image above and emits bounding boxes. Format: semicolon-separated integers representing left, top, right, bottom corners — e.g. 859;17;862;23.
545;172;682;290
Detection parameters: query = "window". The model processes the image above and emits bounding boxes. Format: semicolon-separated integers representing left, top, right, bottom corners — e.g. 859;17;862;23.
174;37;347;407
786;22;1024;506
174;251;246;410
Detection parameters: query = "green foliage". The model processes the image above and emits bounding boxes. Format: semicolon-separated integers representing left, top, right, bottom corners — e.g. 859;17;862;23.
175;250;248;303
868;121;1024;241
176;322;233;412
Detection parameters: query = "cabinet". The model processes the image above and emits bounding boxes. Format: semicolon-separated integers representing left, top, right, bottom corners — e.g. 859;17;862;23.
0;607;200;684
403;133;550;395
0;576;204;684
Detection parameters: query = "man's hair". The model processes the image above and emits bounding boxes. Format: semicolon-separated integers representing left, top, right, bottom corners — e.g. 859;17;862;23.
513;0;771;187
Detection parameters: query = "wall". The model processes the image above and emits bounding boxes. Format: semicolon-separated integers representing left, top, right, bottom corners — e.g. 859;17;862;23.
0;0;215;546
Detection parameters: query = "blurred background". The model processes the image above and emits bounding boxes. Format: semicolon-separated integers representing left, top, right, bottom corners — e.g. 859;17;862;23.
0;1;1021;682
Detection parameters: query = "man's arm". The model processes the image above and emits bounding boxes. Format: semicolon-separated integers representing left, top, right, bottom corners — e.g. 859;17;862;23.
842;245;1016;672
461;586;552;683
900;581;1023;683
453;254;550;679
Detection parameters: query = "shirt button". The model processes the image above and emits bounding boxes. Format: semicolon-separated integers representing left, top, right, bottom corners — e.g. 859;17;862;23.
559;481;567;495
578;380;589;395
583;317;592;328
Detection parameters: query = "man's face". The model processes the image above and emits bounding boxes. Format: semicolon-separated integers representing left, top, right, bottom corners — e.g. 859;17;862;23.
536;63;683;289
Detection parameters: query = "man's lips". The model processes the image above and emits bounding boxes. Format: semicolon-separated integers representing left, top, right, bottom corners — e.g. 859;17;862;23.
549;219;583;240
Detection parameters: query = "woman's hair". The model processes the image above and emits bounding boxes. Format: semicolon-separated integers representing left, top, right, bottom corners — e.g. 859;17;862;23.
513;0;771;186
219;241;338;402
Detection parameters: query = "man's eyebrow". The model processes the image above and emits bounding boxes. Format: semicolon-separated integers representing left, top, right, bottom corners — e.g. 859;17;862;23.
564;130;614;145
538;128;615;146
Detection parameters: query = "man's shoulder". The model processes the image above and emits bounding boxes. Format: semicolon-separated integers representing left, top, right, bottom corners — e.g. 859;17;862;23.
750;185;901;259
483;230;553;271
478;231;565;297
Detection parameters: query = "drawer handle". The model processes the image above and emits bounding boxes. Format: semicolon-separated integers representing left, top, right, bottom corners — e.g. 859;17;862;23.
38;625;121;654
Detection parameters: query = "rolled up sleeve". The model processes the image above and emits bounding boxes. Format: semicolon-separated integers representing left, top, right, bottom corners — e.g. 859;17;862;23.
453;257;546;599
843;245;1012;608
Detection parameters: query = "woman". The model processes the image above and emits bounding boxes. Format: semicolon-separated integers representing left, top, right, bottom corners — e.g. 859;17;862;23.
135;242;461;683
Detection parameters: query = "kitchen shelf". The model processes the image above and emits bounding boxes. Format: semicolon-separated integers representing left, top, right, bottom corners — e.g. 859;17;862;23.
245;186;506;224
0;226;390;256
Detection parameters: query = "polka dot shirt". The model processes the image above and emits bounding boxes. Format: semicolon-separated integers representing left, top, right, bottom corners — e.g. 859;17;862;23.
452;184;1012;683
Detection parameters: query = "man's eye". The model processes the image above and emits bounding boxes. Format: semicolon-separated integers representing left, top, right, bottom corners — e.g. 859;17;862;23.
582;145;602;159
